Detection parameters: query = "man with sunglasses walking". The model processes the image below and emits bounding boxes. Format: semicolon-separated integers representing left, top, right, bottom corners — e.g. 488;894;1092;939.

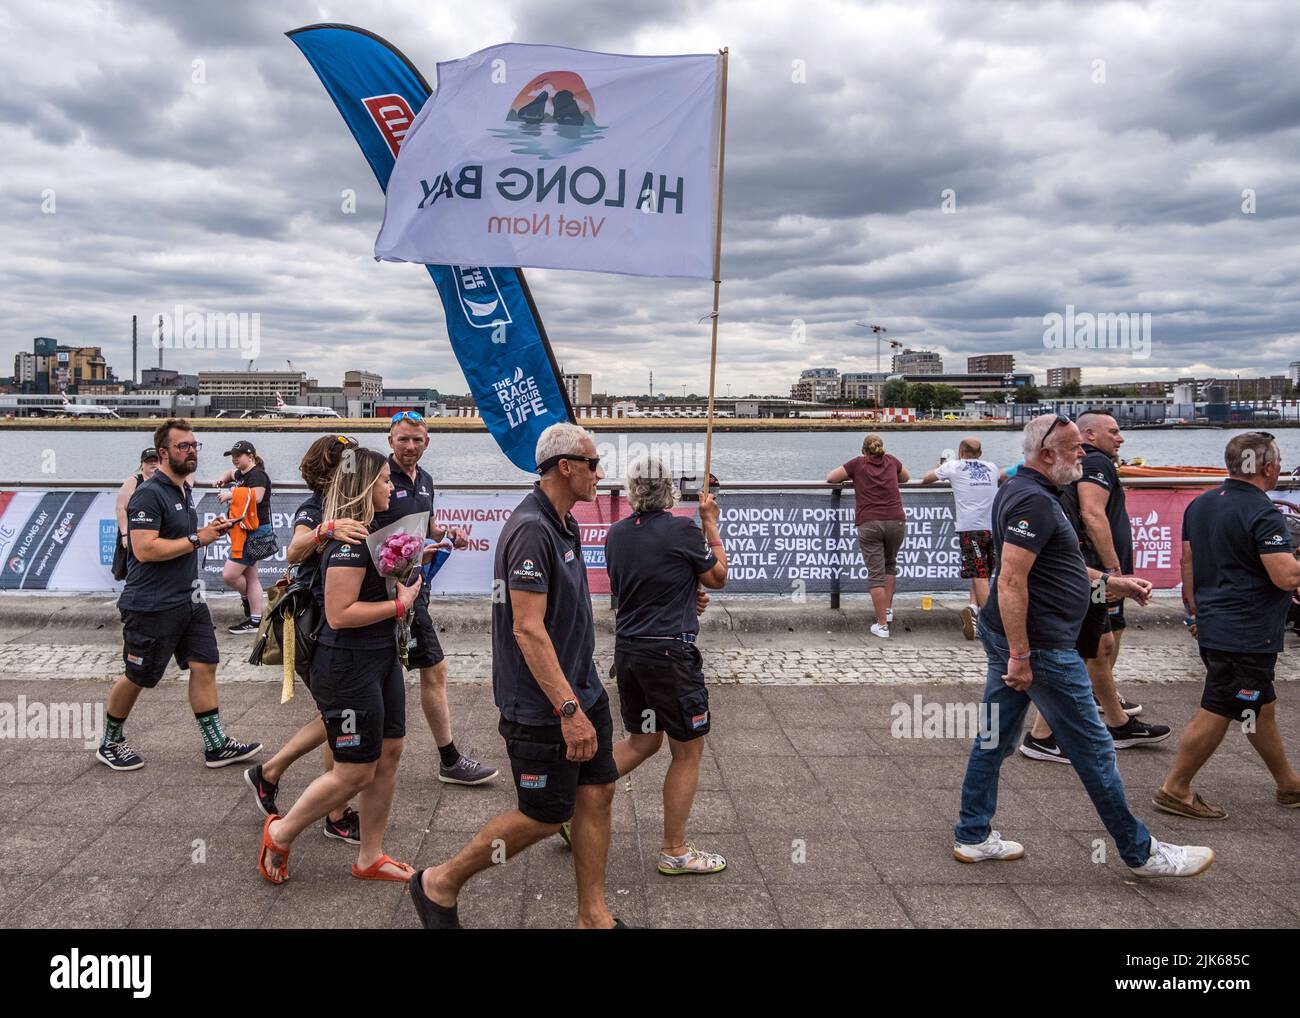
376;411;497;786
96;418;262;771
952;413;1215;878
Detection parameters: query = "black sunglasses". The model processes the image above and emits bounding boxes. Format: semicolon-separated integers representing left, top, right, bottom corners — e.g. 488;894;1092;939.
562;455;601;471
1039;415;1070;449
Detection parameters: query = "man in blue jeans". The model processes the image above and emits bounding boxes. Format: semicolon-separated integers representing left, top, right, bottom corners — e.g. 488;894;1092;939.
953;413;1216;878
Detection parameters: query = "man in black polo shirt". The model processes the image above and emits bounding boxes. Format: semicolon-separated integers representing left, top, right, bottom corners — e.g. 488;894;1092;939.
953;413;1214;878
96;419;262;771
1021;411;1168;760
410;423;624;929
1155;432;1300;819
374;412;497;787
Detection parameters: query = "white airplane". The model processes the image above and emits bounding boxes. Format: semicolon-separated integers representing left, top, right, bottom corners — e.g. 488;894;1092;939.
264;391;341;418
33;393;121;419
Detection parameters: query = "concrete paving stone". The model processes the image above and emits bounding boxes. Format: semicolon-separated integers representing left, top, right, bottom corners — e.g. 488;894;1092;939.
65;824;216;877
746;830;879;885
805;755;916;795
3;750;97;785
0;784;57;823
130;868;278;929
707;726;797;758
631;787;742;833
771;884;912;929
781;726;881;757
1011;883;1166;929
15;874;160;929
265;877;406;929
525;832;645;892
1208;830;1300;884
1;823;102;875
733;791;848;834
1128;876;1300;928
833;788;955;832
714;754;815;790
521;882;647;929
645;881;781;929
0;874;47;918
863;830;1118;887
893;884;1041;929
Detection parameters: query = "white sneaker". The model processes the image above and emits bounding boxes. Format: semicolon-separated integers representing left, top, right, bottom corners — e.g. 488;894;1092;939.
870;622;891;639
953;830;1025;863
1128;838;1215;878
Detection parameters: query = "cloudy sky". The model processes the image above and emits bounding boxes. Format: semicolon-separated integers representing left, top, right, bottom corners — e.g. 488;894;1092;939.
4;0;1299;398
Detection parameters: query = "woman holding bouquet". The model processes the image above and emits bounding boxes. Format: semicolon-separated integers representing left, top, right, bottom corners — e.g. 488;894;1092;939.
244;435;369;844
258;448;422;885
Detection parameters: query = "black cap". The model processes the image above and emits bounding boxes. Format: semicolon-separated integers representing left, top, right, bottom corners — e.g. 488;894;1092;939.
223;440;256;457
140;447;159;462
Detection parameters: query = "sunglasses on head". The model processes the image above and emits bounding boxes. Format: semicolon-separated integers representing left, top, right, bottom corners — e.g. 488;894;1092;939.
335;434;358;446
391;411;424;424
1039;414;1071;449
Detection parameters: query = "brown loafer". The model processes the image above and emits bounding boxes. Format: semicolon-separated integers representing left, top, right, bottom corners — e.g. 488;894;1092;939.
1277;789;1300;809
1152;787;1227;820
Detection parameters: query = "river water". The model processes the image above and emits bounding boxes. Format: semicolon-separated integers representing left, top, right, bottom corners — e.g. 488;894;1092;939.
2;427;1296;486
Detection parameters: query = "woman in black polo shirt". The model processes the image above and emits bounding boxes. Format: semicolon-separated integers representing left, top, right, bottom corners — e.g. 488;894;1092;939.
258;448;422;885
244;435;369;843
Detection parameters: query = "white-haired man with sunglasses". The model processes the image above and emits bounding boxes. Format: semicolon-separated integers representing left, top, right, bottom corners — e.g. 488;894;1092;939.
952;413;1216;878
410;422;625;928
375;410;498;787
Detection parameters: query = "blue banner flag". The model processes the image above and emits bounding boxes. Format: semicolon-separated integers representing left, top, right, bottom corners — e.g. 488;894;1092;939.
286;23;573;472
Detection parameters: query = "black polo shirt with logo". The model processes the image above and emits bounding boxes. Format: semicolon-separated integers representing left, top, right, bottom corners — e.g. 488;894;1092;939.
317;538;397;650
1074;444;1132;572
982;465;1092;650
292;491;325;598
1182;479;1293;654
606;510;716;639
492;485;600;725
119;472;199;613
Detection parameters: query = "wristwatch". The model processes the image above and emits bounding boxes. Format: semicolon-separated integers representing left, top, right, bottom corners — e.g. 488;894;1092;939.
555;698;579;718
188;533;201;548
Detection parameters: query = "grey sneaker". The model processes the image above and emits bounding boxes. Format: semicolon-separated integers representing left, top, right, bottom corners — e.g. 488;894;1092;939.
439;755;499;786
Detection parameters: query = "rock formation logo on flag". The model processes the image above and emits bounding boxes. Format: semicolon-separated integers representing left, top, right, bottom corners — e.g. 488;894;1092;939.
375;43;722;279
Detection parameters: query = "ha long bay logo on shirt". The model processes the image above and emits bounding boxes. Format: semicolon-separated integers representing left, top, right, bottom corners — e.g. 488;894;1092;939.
488;71;605;160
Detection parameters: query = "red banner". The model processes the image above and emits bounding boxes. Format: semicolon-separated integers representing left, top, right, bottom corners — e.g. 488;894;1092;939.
1124;488;1200;588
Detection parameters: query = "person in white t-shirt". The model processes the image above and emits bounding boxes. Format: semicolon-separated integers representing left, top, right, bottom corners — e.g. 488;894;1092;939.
922;438;998;640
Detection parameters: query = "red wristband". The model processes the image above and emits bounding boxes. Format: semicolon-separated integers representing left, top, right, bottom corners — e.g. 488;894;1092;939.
707;538;723;548
394;598;405;621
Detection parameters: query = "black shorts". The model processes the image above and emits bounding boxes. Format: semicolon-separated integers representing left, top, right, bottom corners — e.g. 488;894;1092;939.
120;602;220;688
614;640;711;742
1075;603;1107;661
1199;647;1278;720
309;643;406;763
405;597;445;670
499;693;618;825
1102;601;1127;633
958;530;996;580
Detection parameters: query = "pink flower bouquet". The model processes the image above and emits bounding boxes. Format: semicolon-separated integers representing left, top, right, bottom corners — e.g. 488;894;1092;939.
377;531;423;582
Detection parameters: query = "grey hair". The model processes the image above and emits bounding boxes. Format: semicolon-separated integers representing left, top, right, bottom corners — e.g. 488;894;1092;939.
1225;432;1280;477
1021;413;1062;457
626;454;678;512
535;422;594;472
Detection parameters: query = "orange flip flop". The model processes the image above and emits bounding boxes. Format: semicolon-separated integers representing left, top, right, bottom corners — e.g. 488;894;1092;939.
351;854;414;882
258;814;291;885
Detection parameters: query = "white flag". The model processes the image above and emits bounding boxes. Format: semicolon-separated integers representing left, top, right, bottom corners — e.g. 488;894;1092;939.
375;43;722;279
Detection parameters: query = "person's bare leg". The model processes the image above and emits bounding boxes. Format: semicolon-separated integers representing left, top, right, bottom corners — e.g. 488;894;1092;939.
421;810;558;905
971;577;989;608
1244;702;1300;793
614;731;663;777
262;717;328;784
1086;634;1128;727
662;736;704;854
187;661;218;714
265;759;375;877
1159;709;1233;802
355;737;405;873
244;565;264;617
106;676;144;722
222;560;246;597
419;659;453;747
1029;706;1051;740
570;782;616;929
869;585;888;625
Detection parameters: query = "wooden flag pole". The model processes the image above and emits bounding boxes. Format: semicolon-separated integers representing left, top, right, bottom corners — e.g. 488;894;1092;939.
701;47;729;497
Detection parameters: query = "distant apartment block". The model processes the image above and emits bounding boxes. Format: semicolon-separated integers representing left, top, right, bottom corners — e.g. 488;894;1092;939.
790;368;840;402
840;371;890;403
967;354;1014;375
892;349;942;375
344;370;384;402
563;373;593;405
1046;367;1082;388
